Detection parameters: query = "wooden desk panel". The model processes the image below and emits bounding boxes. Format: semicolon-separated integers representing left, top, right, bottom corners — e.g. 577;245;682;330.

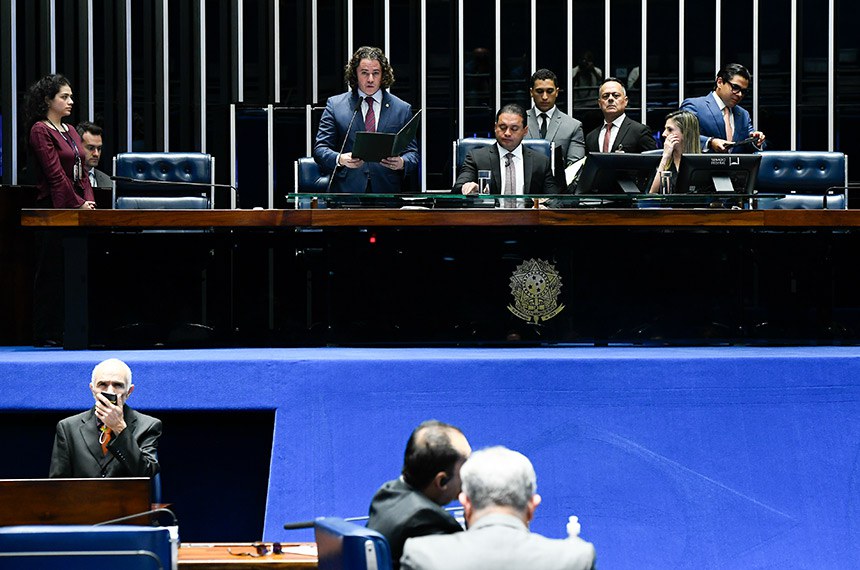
178;543;317;569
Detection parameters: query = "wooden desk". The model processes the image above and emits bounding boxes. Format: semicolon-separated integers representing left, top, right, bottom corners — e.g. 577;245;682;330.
178;543;317;569
18;208;860;348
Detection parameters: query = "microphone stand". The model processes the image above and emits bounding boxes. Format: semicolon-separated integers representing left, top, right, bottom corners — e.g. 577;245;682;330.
109;175;240;208
94;507;178;527
325;97;364;194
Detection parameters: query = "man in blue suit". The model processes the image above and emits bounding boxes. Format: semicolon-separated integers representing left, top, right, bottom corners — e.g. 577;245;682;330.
314;46;419;193
680;63;766;153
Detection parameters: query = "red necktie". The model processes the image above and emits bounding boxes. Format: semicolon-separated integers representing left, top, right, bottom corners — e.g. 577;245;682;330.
723;107;733;142
365;96;376;133
602;123;612;153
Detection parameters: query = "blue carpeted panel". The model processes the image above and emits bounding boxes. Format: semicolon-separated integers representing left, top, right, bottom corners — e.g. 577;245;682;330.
1;346;859;569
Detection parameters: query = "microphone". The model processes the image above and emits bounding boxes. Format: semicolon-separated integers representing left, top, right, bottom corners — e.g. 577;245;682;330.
94;507;178;527
326;97;364;193
109;175;241;208
283;520;316;530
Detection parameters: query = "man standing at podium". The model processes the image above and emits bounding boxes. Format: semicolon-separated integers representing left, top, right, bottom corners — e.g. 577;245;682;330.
314;46;419;193
49;358;161;479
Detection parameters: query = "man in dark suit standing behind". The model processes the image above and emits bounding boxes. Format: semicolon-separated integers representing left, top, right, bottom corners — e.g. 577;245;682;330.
76;121;112;188
367;420;472;570
585;78;656;154
314;46;419;193
49;358;161;479
453;103;560;198
680;63;766;153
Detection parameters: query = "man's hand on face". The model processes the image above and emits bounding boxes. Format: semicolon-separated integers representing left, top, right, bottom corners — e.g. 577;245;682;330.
95;393;127;435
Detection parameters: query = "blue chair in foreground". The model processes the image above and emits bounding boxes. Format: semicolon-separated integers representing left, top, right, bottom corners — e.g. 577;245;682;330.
113;152;215;209
315;517;392;570
0;525;174;570
754;151;848;209
452;137;554;185
295;157;331;193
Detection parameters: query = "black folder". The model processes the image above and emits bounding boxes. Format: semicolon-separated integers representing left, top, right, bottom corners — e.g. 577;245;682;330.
352;110;422;162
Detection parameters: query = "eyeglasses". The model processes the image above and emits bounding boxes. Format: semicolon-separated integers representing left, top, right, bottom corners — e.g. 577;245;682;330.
725;80;749;96
228;542;283;557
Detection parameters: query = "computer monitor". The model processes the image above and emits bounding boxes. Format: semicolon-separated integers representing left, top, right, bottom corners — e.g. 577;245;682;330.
674;154;762;194
574;153;662;194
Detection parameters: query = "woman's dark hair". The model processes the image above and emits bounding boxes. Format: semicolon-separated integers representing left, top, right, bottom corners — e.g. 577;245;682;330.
23;74;71;130
344;46;395;92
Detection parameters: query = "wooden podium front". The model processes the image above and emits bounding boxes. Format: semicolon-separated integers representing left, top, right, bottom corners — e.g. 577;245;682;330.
0;477;152;525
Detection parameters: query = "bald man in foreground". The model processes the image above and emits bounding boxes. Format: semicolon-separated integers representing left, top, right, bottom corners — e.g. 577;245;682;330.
49;358;161;478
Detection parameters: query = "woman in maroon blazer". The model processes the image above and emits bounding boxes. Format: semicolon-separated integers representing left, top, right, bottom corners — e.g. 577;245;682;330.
24;74;95;209
24;74;96;345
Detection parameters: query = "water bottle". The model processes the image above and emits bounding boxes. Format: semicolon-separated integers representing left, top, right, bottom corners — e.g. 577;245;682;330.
478;170;491;195
659;170;672;195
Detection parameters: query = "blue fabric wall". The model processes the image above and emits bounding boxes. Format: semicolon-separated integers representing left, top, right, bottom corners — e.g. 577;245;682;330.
1;346;858;569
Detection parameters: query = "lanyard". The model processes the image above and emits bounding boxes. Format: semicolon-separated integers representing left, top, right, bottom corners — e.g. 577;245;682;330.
47;119;83;183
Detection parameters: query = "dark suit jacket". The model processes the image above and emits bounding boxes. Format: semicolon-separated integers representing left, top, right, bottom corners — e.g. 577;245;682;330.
680;94;761;153
91;167;112;188
49;405;161;478
585;115;656;154
313;91;419;193
452;144;561;196
367;478;463;570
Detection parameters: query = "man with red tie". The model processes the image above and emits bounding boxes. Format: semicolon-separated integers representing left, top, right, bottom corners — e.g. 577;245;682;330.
49;359;161;479
585;78;656;154
314;46;419;193
680;63;766;153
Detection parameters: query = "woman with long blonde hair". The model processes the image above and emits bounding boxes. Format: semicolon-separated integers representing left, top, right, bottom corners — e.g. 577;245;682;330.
649;110;701;194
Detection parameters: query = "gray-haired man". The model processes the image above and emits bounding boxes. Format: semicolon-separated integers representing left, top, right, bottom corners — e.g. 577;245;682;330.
401;446;596;570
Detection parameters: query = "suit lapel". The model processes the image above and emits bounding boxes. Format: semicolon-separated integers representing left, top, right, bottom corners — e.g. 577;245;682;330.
375;92;390;133
546;113;561;141
80;410;109;465
521;146;533;195
705;97;726;139
612;117;631;152
488;145;502;194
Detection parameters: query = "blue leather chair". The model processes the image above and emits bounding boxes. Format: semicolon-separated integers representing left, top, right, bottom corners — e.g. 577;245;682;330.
452;138;554;185
315;517;392;570
295;157;331;193
754;151;848;209
113;152;214;209
0;525;174;570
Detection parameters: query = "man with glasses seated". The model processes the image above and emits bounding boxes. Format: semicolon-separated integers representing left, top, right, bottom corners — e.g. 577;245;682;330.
585;78;656;154
680;63;766;153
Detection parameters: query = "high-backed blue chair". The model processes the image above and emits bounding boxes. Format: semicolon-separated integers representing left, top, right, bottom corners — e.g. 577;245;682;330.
754;151;848;209
295;157;331;193
0;525;174;570
113;152;215;209
315;517;392;570
452;137;554;185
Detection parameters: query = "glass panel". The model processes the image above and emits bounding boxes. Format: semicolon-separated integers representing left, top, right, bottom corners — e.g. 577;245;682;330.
535;0;568;112
425;0;457;190
168;0;200;150
797;0;829;150
646;0;680;134
463;0;495;137
571;0;604;135
316;0;347;102
278;0;308;106
836;0;860;180
683;1;715;101
352;0;384;50
758;0;791;149
241;0;273;104
130;0;157;151
499;0;531;110
610;0;642;119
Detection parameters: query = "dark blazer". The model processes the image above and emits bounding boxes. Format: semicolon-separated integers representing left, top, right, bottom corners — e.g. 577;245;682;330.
367;478;463;570
452;143;561;196
49;405;161;478
680;94;761;153
585;115;656;154
313;90;419;193
91;167;112;188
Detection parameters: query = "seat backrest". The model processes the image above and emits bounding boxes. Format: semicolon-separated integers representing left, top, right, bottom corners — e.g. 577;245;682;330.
452;138;554;184
0;525;173;570
295;157;331;192
315;517;392;570
755;151;847;210
114;152;214;209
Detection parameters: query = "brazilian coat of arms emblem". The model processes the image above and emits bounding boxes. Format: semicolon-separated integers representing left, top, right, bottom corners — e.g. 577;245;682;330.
507;258;565;323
